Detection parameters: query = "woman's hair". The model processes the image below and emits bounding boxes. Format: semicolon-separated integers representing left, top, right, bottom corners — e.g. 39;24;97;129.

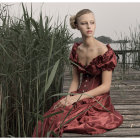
69;9;94;29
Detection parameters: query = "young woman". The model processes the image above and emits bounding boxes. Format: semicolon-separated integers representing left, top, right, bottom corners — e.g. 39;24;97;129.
32;9;123;137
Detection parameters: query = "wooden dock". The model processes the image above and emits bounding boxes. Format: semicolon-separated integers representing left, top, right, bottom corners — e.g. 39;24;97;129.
62;63;140;137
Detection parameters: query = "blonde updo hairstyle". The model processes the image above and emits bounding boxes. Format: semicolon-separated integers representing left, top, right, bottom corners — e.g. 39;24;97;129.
70;9;94;29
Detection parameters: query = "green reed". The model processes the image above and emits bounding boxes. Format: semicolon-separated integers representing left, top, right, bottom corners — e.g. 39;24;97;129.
0;3;72;137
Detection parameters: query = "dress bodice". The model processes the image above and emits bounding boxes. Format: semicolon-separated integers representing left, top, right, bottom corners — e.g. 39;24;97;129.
69;42;118;93
69;42;117;75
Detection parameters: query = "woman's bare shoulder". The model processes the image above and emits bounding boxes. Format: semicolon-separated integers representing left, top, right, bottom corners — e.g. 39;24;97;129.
96;40;108;55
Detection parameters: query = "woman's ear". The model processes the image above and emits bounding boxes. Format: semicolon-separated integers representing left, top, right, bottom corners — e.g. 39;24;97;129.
95;22;96;28
75;24;79;30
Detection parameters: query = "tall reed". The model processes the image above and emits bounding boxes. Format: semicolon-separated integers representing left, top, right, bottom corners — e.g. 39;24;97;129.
118;23;140;72
0;3;72;137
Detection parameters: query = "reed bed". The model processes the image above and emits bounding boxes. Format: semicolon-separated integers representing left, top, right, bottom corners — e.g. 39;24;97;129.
0;3;72;137
118;23;140;71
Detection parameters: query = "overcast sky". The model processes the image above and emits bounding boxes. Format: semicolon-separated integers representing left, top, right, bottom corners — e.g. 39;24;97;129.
5;2;140;40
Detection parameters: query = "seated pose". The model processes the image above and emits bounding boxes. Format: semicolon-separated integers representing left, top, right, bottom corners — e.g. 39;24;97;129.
32;8;123;137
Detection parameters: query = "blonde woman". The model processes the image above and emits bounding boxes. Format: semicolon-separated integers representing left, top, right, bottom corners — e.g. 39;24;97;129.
32;9;123;137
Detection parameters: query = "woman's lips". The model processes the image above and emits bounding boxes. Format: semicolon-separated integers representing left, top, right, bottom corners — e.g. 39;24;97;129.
87;31;92;33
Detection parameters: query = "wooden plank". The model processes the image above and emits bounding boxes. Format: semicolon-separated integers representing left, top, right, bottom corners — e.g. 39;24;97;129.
62;91;138;95
110;90;140;93
111;95;140;98
94;128;140;137
62;89;140;94
116;109;140;115
119;121;140;128
61;92;140;98
112;102;140;105
111;100;140;104
111;87;140;90
120;80;140;84
63;87;140;92
111;97;140;100
62;128;140;137
122;115;140;121
114;105;140;110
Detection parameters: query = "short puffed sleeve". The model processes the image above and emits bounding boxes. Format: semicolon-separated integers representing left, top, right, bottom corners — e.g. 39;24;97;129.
69;42;78;67
96;46;117;72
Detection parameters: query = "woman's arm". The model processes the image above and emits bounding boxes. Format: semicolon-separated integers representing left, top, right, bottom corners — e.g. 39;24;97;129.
78;70;112;100
56;70;112;108
68;65;80;93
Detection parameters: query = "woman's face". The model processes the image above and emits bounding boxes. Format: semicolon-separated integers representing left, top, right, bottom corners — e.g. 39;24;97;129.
76;13;96;37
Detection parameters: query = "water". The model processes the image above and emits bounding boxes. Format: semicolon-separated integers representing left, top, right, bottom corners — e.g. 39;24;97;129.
110;42;136;50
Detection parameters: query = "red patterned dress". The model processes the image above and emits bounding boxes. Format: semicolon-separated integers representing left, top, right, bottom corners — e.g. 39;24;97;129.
32;42;123;137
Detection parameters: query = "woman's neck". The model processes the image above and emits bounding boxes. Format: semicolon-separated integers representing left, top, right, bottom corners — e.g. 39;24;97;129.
82;36;97;48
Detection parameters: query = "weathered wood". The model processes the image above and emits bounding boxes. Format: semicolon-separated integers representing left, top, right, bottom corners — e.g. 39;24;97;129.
116;109;140;115
113;97;140;100
64;85;140;90
62;128;140;137
111;97;140;101
111;94;140;97
63;86;140;90
94;128;140;137
110;90;140;93
119;121;140;128
111;101;140;105
115;49;140;53
111;86;140;89
122;115;140;121
114;105;140;110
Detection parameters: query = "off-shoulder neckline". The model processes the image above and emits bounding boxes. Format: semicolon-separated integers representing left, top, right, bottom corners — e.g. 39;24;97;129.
75;42;111;68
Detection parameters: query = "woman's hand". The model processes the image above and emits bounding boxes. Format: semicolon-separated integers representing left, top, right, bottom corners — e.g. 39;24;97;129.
53;94;82;109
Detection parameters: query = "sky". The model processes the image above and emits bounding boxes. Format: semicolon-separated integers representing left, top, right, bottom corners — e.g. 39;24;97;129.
3;2;140;40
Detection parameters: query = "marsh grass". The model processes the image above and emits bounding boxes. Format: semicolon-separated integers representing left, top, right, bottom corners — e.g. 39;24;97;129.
118;23;140;72
0;3;73;137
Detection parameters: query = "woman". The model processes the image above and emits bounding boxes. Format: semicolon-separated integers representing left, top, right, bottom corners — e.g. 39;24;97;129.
32;9;123;137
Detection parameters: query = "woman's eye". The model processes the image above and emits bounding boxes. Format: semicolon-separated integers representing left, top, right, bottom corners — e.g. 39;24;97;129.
81;22;94;25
